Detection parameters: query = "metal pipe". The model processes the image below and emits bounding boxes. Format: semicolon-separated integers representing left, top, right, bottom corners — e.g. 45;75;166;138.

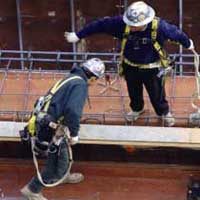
69;0;77;62
179;0;183;75
16;0;24;70
123;0;128;9
0;50;198;58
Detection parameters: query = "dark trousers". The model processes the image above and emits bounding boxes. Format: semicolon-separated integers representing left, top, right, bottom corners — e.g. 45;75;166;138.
123;63;169;116
28;139;69;193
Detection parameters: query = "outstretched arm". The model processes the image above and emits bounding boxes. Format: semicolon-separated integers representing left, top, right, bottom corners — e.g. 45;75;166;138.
158;19;194;49
63;84;88;138
65;16;125;42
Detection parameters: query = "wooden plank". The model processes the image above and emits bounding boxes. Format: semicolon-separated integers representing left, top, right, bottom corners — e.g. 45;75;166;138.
0;121;200;148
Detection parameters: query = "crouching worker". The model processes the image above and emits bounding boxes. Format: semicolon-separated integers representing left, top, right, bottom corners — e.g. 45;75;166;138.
19;58;105;200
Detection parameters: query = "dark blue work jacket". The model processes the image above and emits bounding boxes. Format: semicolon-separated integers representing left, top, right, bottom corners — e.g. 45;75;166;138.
77;16;191;64
47;66;88;137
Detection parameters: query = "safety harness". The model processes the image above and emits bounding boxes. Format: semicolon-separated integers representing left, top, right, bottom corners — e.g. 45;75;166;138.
28;75;83;187
28;75;83;137
119;17;171;74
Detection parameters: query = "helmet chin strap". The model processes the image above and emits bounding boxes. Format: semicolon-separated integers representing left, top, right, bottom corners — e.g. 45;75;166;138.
88;76;98;85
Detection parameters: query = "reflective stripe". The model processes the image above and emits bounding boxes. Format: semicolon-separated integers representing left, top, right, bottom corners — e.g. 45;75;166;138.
124;57;161;69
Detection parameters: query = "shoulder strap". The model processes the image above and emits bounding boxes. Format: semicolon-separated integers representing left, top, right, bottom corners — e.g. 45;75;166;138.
120;25;130;57
118;25;130;75
43;76;83;112
151;17;159;41
151;17;169;68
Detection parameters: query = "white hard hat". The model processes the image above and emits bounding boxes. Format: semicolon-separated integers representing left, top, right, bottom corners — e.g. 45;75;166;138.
123;1;155;27
82;58;105;78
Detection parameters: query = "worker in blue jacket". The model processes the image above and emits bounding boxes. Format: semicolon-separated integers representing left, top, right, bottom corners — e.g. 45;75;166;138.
20;58;105;200
65;1;195;127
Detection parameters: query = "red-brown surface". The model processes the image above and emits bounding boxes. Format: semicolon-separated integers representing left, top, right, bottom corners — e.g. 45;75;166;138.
0;1;199;53
0;159;200;200
0;2;200;200
0;70;197;127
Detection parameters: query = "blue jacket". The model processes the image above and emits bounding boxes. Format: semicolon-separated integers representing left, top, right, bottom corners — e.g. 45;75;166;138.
47;66;88;137
77;16;191;64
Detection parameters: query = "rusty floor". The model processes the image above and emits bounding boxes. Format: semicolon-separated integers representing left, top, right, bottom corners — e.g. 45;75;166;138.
1;159;200;200
0;71;200;200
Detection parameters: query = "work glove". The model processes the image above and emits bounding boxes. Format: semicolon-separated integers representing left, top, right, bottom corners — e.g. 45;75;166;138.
157;66;172;78
69;136;79;145
188;39;195;50
64;32;80;43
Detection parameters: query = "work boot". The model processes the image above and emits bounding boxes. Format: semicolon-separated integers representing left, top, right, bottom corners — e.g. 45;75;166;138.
20;185;48;200
126;108;145;122
163;112;175;127
61;173;84;184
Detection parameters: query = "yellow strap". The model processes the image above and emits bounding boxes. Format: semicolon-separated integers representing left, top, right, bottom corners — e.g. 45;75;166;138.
151;18;170;68
28;115;37;136
120;18;169;70
151;18;158;40
28;76;83;136
124;57;161;69
118;25;130;75
43;76;82;112
120;25;130;56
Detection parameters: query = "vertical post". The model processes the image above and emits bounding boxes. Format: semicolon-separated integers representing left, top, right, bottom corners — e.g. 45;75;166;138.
16;0;24;69
124;0;128;9
179;0;183;75
69;0;77;62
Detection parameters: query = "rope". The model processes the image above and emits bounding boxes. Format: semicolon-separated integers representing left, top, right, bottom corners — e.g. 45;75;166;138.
191;49;200;111
31;130;73;187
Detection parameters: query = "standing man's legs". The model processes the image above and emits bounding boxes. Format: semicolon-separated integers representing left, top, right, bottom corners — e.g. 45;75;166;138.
142;68;169;116
124;64;144;112
123;64;145;121
142;68;175;126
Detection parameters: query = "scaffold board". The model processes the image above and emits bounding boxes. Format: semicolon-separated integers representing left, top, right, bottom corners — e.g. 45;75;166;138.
0;121;200;148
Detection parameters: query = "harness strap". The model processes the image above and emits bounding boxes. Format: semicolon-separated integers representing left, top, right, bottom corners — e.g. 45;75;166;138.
151;17;158;41
118;25;130;75
124;57;161;69
120;26;130;57
151;18;170;68
119;17;170;72
28;75;83;137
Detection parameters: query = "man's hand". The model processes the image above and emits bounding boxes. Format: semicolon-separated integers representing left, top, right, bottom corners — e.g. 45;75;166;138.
69;136;79;145
188;39;195;50
64;32;80;43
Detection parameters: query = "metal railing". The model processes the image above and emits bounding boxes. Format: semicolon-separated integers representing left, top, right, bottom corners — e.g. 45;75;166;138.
0;50;199;72
0;50;199;127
